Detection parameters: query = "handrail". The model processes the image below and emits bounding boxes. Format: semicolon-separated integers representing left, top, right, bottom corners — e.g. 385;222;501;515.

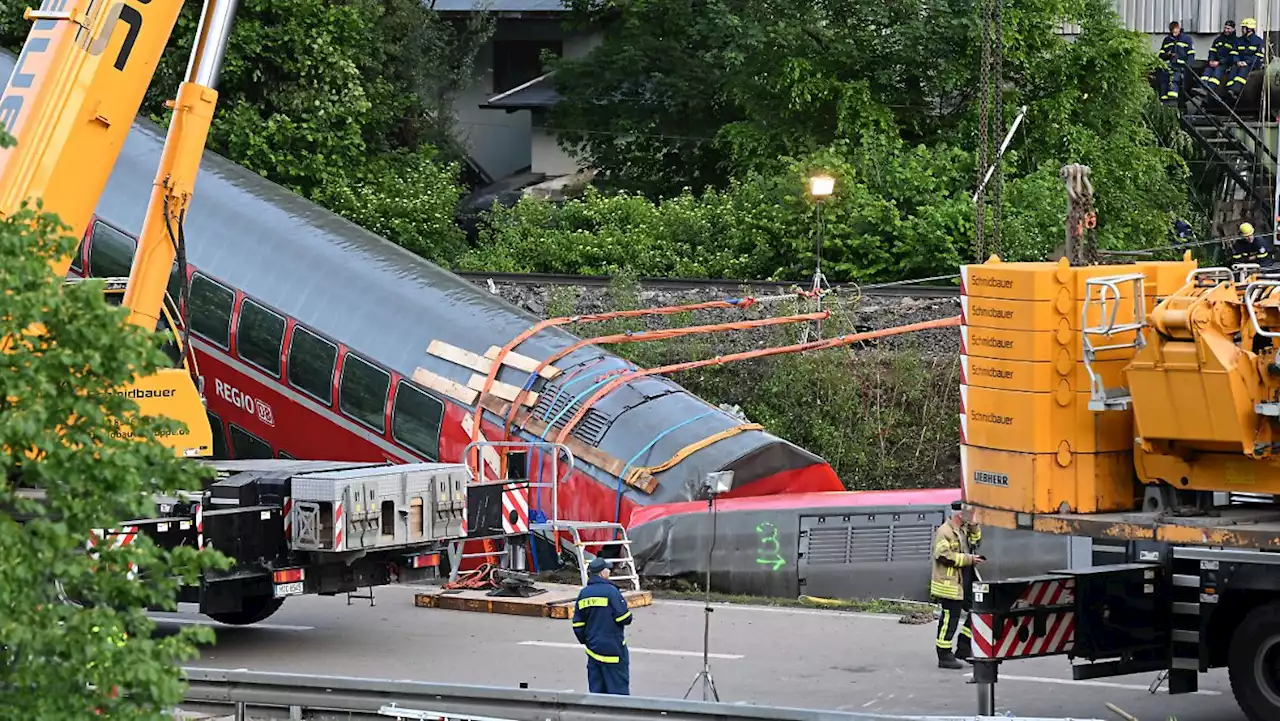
179;667;1104;721
1244;280;1280;338
1187;72;1279;167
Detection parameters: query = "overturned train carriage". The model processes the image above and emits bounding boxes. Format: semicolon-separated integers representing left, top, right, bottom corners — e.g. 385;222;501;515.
0;51;842;542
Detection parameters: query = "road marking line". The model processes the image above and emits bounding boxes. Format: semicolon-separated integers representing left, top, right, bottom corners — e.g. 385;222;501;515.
655;599;901;621
149;615;314;631
517;640;743;659
969;672;1223;696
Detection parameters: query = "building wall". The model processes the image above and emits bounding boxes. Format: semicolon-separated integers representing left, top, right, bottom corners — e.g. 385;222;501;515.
531;126;580;176
454;40;532;182
1062;0;1280;35
452;19;602;183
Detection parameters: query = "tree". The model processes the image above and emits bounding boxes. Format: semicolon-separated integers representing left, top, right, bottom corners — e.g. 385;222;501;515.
142;0;489;195
549;0;1194;267
0;132;226;718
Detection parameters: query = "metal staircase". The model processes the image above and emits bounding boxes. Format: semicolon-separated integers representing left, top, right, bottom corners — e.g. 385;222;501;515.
1182;75;1277;240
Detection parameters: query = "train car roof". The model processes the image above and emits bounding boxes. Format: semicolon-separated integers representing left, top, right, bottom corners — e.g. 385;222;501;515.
0;51;827;503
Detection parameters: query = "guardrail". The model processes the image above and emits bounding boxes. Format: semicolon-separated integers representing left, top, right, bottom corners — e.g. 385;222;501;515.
180;667;1102;721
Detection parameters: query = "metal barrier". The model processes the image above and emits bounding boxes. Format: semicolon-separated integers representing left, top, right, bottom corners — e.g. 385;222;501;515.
180;667;1103;721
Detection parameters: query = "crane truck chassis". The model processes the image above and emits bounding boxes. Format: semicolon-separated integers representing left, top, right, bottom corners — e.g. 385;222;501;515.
958;256;1280;721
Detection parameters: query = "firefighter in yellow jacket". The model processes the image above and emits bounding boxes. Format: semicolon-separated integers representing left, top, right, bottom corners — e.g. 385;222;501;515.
931;500;984;669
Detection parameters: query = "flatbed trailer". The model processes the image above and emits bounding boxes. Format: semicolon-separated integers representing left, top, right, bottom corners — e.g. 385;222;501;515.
61;459;474;625
970;502;1280;721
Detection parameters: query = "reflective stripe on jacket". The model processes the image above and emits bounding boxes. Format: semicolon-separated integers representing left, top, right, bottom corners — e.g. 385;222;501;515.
1208;33;1238;62
1160;33;1195;65
571;575;633;663
930;520;978;601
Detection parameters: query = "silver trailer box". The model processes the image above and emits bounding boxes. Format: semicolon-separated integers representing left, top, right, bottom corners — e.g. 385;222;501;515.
289;463;467;553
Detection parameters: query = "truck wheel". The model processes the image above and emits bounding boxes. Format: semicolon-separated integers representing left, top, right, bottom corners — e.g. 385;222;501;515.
205;596;284;626
1228;602;1280;721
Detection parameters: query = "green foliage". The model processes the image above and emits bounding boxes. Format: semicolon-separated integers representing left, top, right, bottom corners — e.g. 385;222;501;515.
144;0;488;187
0;131;227;717
459;187;770;278
312;146;469;263
544;0;1192;278
576;278;960;486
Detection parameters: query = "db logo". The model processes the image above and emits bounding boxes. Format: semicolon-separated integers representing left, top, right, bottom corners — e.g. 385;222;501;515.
213;378;276;428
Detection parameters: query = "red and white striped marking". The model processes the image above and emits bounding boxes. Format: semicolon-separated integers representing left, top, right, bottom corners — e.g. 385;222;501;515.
334;501;345;551
195;502;204;549
502;483;530;534
1011;577;1076;609
960;325;969;354
973;611;1076;659
87;526;140;577
283;497;293;540
972;578;1077;660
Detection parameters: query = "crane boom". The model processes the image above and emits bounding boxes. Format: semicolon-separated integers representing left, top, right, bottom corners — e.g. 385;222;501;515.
0;0;242;459
0;0;184;278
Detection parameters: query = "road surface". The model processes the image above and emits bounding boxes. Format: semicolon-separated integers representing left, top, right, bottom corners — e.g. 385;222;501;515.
164;585;1241;720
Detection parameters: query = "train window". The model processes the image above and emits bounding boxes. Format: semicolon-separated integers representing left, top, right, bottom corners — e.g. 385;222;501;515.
288;326;337;404
228;423;272;460
391;382;444;460
339;353;390;434
70;239;85;275
206;411;228;460
188;273;234;349
88;221;136;278
237;299;286;377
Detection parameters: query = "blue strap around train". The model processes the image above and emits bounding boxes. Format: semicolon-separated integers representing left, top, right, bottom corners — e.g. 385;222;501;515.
611;410;719;535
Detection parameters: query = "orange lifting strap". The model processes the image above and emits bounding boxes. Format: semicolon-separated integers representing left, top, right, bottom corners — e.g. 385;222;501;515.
501;310;831;438
466;296;776;479
551;316;963;449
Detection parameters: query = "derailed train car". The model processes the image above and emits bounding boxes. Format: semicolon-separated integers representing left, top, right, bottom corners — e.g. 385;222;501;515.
0;51;842;546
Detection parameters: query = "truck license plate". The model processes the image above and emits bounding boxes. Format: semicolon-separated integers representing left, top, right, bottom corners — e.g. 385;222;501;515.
273;581;304;598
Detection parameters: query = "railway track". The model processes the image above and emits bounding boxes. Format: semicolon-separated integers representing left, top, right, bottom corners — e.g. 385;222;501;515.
456;271;961;298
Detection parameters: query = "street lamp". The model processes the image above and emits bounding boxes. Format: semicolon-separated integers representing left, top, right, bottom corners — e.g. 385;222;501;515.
808;174;835;199
806;174;834;340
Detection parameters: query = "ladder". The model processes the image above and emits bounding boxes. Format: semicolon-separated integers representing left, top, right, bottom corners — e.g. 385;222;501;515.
444;522;642;592
537;520;642;591
1080;273;1147;411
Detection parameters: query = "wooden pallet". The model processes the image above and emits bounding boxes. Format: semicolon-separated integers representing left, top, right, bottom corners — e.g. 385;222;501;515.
413;582;652;620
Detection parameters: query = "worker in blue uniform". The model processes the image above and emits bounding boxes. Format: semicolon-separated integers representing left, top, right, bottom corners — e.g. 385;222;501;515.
1201;20;1238;89
1159;21;1195;103
1227;18;1265;98
571;557;633;695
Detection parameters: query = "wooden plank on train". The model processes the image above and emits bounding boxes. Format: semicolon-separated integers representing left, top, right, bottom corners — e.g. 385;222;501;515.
412;367;479;406
467;374;539;406
484;346;561;379
479;397;657;494
427;340;494;375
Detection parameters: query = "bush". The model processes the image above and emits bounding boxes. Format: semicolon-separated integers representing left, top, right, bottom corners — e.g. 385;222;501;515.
313;147;469;263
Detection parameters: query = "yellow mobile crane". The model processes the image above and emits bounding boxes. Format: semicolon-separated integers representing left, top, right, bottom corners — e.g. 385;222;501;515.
959;254;1280;721
0;0;239;458
0;1;469;625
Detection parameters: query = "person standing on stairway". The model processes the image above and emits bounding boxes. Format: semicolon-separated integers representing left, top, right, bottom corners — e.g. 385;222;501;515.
931;501;984;670
1160;21;1195;103
1201;20;1238;90
1230;222;1270;266
1227;18;1265;99
571;557;633;695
